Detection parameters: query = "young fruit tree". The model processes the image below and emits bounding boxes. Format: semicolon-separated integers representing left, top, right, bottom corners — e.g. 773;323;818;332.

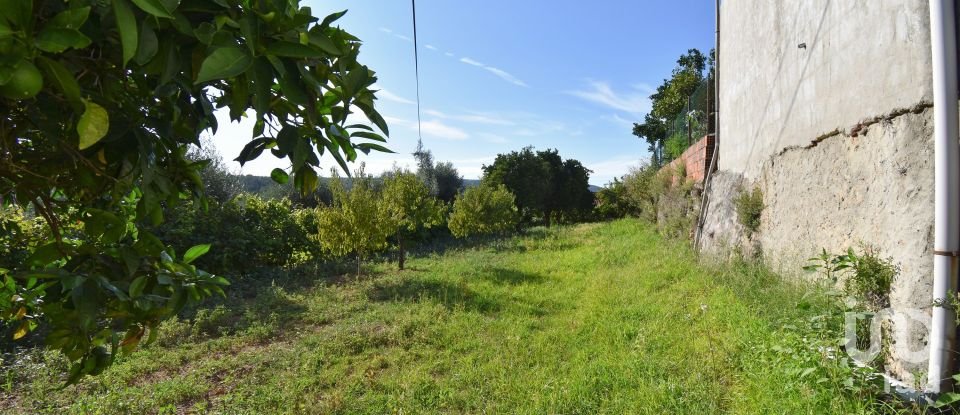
381;169;444;270
0;0;390;383
315;166;396;275
448;184;520;238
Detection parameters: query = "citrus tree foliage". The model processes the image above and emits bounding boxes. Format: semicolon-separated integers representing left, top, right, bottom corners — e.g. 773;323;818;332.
380;169;444;270
482;146;592;226
315;166;396;274
481;146;549;223
448;184;519;238
0;0;389;382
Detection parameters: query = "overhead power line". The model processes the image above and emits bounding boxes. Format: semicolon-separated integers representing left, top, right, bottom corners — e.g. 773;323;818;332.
411;0;423;146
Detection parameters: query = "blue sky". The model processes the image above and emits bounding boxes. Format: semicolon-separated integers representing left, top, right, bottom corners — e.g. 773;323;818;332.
211;0;716;185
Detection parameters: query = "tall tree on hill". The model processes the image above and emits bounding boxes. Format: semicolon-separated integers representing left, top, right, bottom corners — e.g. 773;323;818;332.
632;48;712;164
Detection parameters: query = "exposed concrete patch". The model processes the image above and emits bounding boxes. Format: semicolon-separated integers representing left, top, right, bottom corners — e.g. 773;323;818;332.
703;106;935;384
699;171;758;260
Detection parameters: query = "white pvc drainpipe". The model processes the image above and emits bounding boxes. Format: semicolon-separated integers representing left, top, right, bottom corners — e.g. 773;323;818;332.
927;0;960;394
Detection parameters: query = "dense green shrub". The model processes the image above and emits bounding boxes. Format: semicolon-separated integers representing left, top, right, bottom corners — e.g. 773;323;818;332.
594;179;630;220
156;195;315;275
448;184;520;238
735;186;764;234
664;132;689;160
315;168;396;274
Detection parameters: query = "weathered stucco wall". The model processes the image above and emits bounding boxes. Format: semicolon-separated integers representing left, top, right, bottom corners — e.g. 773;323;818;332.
705;0;937;385
719;0;932;178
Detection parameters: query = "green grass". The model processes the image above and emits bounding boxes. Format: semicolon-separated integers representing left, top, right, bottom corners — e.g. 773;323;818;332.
1;219;910;414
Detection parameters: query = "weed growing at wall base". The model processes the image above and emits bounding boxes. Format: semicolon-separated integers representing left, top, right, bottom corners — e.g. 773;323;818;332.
735;185;764;234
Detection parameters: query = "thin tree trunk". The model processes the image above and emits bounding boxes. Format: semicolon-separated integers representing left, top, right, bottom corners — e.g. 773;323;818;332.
356;254;361;276
398;234;405;270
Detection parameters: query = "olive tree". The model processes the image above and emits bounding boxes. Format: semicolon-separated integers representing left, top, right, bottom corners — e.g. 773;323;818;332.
0;0;389;382
381;169;444;270
315;166;395;275
448;184;519;238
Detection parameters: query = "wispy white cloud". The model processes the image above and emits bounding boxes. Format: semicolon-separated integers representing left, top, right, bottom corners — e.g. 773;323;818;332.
383;116;469;141
459;57;528;87
566;80;652;115
424;109;515;126
420;120;469;140
425;44;437;51
379;27;412;42
478;133;509;144
376;88;415;105
606;113;637;126
445;52;455;57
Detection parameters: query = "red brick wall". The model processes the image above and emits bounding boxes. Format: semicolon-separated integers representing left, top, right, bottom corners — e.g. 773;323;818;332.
663;134;716;185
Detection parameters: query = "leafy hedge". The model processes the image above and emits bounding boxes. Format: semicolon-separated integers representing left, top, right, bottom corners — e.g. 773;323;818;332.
154;195;317;276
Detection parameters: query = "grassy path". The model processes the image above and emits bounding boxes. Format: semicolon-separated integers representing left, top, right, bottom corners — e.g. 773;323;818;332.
4;219;901;414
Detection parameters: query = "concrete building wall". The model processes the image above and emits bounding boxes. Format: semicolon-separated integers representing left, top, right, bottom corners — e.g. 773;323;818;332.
704;0;938;384
719;0;932;178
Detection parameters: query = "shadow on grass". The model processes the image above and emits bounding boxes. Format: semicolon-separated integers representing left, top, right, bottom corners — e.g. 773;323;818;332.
480;267;546;285
404;226;567;258
367;277;501;314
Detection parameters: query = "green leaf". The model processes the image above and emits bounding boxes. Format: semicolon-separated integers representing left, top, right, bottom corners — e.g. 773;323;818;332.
235;137;269;165
0;0;31;28
130;0;176;19
77;100;109;150
113;0;138;67
270;168;289;184
276;68;309;106
48;6;91;30
35;56;82;111
935;392;960;408
238;16;259;54
25;243;65;267
195;46;252;84
296;167;318;195
183;244;211;264
351;131;386;142
307;32;340;55
0;21;11;39
134;20;158;65
320;10;347;28
130;275;147;298
35;28;92;53
345;123;373;131
267;41;324;58
355;102;389;136
355;142;393;155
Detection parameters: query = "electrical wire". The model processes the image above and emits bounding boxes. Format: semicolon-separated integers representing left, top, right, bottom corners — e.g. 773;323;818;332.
411;0;424;146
